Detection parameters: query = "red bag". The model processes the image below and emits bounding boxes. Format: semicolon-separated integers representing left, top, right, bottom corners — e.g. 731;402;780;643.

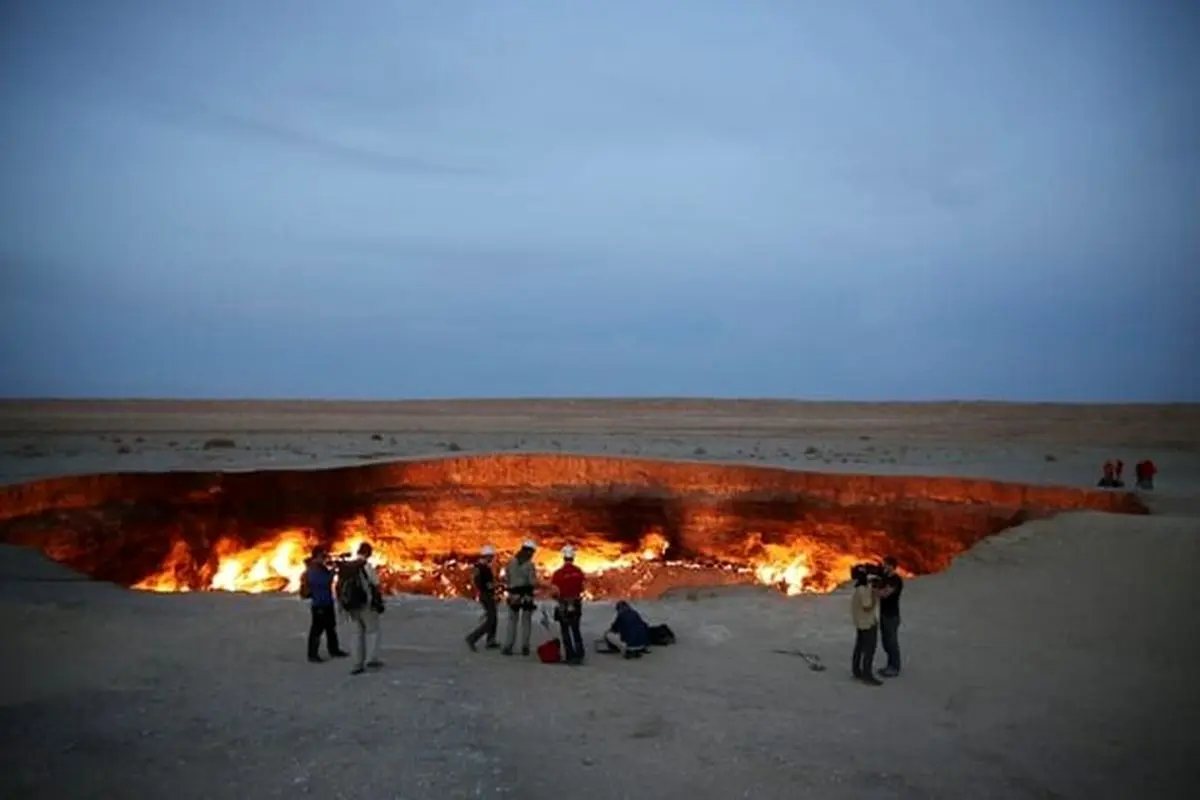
537;638;562;664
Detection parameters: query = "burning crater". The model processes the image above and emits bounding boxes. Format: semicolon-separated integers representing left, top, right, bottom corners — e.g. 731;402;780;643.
0;454;1147;599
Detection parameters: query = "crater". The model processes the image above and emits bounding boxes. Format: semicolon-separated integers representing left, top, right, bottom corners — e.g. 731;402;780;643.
0;454;1147;599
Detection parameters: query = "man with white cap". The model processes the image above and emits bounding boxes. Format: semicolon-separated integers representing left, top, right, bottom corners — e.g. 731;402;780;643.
465;544;500;651
551;545;587;664
501;540;539;656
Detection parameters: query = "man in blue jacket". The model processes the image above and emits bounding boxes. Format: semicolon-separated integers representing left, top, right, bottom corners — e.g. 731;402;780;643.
604;600;650;659
304;547;349;663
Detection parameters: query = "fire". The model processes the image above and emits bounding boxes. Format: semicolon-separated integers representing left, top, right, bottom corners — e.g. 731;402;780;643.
131;523;876;599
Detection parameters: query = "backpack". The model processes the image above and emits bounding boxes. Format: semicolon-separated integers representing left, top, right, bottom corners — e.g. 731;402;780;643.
336;560;369;611
298;568;312;600
648;624;676;646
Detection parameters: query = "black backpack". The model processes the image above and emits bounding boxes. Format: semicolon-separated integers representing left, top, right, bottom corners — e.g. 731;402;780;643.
336;560;369;611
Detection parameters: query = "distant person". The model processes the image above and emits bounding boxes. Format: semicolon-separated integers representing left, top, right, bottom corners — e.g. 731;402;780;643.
877;557;903;678
1097;461;1119;488
338;542;385;675
502;540;539;656
604;600;650;659
1115;459;1125;483
465;544;499;651
302;546;349;663
851;565;883;686
1136;459;1157;490
551;545;586;665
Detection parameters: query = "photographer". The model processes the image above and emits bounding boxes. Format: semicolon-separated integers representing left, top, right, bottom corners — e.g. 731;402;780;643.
878;556;903;677
850;565;883;686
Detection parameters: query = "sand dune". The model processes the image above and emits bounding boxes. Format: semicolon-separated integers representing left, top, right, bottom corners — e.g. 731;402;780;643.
2;401;1199;799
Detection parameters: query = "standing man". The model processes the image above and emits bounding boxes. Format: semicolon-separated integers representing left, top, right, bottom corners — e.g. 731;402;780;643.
878;556;903;678
851;566;883;686
338;542;385;675
304;546;349;663
465;544;500;651
502;540;539;656
551;545;586;665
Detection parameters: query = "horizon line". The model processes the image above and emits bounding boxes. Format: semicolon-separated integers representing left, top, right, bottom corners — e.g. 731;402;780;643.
1;396;1197;408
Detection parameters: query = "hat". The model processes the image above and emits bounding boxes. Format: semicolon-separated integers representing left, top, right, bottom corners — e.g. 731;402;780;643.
480;544;496;557
562;545;576;560
521;539;537;551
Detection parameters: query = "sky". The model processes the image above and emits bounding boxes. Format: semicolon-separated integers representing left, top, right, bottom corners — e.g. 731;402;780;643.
1;0;1197;401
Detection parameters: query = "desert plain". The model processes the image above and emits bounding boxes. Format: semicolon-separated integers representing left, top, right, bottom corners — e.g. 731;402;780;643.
2;399;1199;800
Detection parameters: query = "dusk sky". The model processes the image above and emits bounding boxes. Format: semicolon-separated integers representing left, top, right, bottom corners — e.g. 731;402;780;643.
2;0;1197;401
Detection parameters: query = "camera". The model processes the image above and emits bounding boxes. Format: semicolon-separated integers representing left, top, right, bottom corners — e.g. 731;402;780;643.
850;562;884;585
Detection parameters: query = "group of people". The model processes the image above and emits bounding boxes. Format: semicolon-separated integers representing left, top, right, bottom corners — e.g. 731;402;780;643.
850;557;904;686
301;542;387;675
302;539;653;674
464;540;650;663
1097;458;1157;490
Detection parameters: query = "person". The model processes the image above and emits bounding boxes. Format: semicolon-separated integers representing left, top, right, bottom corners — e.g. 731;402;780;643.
851;567;883;686
338;542;385;675
604;600;650;659
502;540;539;656
1115;459;1125;484
877;556;903;678
1097;461;1119;488
1136;459;1157;490
304;546;349;663
465;544;500;651
550;545;586;665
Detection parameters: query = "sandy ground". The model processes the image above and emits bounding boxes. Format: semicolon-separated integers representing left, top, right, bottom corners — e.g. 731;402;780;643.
2;400;1200;799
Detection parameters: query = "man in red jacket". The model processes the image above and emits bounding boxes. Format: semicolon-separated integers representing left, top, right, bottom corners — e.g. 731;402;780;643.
551;546;587;665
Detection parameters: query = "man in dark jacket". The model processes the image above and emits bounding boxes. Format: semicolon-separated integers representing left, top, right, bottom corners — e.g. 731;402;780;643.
305;547;349;663
878;556;903;677
465;544;500;651
604;600;650;659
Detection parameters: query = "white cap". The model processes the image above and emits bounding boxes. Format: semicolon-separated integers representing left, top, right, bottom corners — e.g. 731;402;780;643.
521;539;537;550
480;544;496;557
562;545;576;560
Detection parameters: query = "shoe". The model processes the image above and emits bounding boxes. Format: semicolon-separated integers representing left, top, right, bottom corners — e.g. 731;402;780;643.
521;648;530;656
350;666;366;675
329;650;350;658
366;660;384;669
861;676;883;686
466;637;477;652
308;655;323;663
879;668;899;678
501;648;513;656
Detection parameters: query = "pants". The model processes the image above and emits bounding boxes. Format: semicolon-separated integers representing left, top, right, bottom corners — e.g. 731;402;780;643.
467;598;498;646
603;630;645;654
558;602;585;662
307;605;341;658
349;609;382;668
852;624;878;678
880;615;901;672
504;604;534;652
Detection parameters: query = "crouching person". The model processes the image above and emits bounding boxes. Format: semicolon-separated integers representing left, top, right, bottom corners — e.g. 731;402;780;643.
338;542;385;675
604;600;650;659
502;540;539;656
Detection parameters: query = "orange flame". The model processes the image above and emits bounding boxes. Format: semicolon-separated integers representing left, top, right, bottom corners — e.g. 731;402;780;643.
132;523;875;598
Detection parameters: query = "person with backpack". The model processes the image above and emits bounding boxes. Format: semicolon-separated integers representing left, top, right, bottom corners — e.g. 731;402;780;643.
502;540;539;656
337;542;385;675
550;545;586;665
302;546;350;663
465;544;500;651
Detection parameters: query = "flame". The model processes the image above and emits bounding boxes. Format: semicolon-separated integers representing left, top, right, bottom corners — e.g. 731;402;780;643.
131;523;875;599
